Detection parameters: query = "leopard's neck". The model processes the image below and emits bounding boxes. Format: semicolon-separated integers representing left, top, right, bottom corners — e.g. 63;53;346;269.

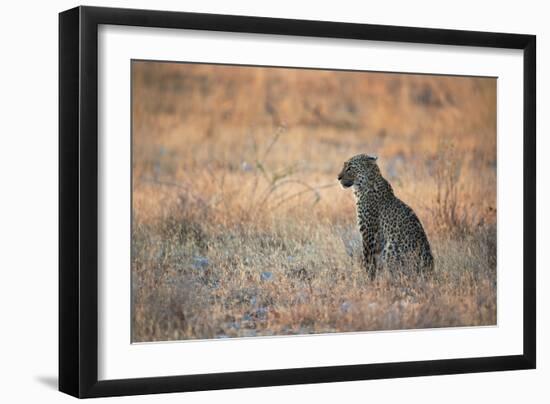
353;177;394;225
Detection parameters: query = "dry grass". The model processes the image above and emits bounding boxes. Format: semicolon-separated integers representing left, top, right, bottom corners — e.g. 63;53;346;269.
131;61;497;342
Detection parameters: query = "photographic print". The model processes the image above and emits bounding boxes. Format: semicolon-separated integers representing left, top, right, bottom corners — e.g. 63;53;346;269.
131;61;497;343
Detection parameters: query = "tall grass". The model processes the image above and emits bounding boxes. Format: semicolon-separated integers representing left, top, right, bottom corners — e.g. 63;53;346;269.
131;61;497;342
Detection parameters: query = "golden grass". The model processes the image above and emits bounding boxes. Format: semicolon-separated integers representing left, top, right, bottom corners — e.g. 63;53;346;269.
131;61;496;342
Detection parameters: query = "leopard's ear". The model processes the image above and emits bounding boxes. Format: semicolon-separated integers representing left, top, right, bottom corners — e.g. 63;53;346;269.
367;155;378;161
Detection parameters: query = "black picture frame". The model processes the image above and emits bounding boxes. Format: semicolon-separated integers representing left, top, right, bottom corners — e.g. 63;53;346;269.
59;5;536;398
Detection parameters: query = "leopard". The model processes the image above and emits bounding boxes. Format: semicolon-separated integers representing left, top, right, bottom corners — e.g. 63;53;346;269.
338;154;434;279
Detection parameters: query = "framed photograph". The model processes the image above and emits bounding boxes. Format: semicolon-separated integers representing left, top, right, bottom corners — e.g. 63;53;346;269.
59;6;536;398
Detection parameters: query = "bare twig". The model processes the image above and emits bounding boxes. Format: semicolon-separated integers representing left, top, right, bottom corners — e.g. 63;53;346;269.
272;182;338;211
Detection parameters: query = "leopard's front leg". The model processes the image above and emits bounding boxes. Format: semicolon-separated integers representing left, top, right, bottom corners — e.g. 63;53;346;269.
360;223;379;280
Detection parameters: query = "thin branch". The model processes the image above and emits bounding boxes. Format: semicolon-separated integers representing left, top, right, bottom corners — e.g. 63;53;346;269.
272;182;338;211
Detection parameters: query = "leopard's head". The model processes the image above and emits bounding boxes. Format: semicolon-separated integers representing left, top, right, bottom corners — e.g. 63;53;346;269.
338;154;381;191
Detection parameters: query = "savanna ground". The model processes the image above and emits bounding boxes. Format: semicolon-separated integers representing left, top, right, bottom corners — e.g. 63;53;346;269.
131;61;497;342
